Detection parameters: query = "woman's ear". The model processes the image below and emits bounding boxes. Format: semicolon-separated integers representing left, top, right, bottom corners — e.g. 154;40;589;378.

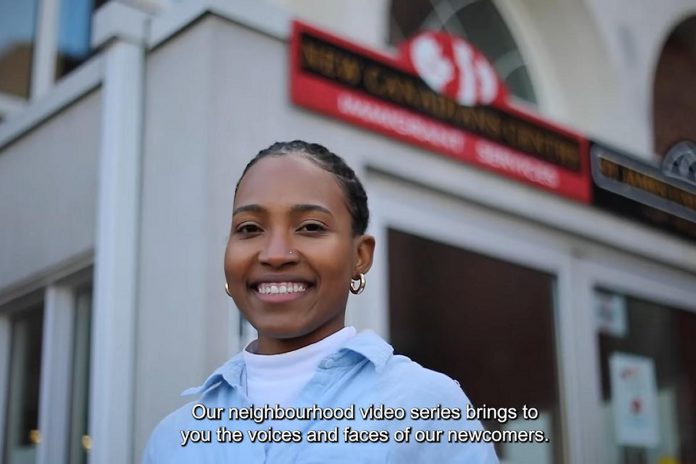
354;234;376;276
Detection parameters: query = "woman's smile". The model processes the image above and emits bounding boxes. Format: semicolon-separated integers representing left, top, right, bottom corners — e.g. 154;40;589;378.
251;276;314;302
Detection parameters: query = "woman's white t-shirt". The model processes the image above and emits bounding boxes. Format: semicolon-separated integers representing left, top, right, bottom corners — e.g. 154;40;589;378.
242;326;357;406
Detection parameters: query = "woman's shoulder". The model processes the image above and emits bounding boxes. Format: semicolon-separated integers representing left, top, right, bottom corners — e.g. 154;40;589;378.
142;400;201;463
344;331;471;407
381;353;470;404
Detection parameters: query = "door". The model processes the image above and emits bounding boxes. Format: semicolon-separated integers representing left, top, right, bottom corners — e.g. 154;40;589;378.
364;174;579;463
576;257;696;464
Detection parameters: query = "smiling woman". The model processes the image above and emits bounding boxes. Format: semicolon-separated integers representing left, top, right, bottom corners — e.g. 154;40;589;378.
142;141;499;463
226;145;373;355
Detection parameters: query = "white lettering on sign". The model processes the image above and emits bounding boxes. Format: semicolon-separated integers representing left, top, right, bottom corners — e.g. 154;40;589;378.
337;93;465;153
409;36;453;93
476;140;559;188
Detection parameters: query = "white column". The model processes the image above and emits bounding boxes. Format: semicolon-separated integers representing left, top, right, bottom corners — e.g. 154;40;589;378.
89;4;149;464
36;286;75;464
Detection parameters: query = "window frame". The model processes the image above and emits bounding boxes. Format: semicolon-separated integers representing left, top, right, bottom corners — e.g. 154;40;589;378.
0;289;45;463
0;267;93;464
0;0;98;119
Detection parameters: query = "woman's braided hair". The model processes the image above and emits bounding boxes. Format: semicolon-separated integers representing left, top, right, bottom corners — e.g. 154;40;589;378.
235;140;369;235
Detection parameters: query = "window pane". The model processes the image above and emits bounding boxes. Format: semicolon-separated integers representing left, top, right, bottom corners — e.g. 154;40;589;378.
453;1;517;65
56;0;99;79
0;0;39;98
388;229;563;462
596;290;696;463
505;67;536;105
67;286;92;464
3;304;44;464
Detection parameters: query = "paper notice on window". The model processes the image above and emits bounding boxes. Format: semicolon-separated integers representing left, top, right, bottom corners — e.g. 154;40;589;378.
595;292;627;337
609;353;660;447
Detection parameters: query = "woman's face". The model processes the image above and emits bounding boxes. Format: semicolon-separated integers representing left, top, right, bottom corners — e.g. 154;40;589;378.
225;154;374;354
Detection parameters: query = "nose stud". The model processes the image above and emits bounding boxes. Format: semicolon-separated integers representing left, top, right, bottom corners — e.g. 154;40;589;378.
225;282;232;297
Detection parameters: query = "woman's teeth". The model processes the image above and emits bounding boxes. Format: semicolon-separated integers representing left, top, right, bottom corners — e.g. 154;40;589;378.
257;282;307;295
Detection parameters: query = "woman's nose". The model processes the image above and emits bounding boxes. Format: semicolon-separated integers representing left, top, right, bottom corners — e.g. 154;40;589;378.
258;232;299;267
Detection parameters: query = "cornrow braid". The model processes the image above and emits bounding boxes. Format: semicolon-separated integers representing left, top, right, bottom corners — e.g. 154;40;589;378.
235;140;370;235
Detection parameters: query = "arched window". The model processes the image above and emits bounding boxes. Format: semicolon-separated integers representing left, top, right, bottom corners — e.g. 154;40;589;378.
653;17;696;159
389;0;537;104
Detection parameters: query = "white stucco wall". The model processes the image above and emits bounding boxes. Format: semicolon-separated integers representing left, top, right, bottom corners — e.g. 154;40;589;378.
0;91;101;292
270;0;391;49
495;1;620;146
583;0;696;158
135;15;224;455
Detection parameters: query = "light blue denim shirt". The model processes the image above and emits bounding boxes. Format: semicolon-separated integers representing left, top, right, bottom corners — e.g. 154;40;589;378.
143;330;499;463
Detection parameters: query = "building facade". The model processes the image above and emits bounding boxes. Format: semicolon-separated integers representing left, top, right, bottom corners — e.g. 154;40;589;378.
1;1;696;463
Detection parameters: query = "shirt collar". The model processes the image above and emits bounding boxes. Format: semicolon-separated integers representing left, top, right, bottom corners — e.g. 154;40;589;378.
181;330;393;397
334;329;393;372
180;352;246;397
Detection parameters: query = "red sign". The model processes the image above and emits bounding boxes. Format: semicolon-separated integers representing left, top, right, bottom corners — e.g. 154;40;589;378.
290;21;591;203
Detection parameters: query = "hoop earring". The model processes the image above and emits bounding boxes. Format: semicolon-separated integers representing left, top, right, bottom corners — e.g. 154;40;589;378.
350;273;366;295
225;282;232;297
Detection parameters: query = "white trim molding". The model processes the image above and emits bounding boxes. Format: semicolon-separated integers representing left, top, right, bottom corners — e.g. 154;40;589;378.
92;1;152;49
0;93;25;116
147;0;290;49
0;56;103;151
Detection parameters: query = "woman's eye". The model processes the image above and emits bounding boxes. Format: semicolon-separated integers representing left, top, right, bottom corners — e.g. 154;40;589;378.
235;224;261;235
298;222;327;233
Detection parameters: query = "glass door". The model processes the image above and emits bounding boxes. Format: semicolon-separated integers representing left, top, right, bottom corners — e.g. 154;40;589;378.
365;174;579;463
576;258;696;464
595;291;696;463
388;228;563;463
